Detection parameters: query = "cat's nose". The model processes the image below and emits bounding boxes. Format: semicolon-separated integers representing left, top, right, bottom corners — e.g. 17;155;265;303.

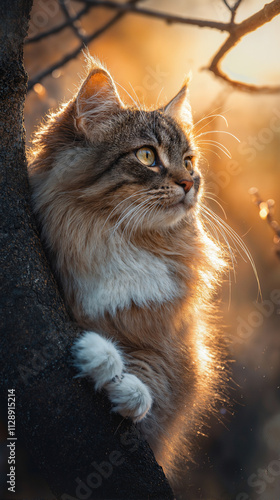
179;179;193;193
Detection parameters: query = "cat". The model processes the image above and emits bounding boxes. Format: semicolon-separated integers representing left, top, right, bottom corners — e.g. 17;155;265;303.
28;55;228;480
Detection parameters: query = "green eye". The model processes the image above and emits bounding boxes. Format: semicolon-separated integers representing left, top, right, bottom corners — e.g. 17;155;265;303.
184;156;193;173
136;147;156;167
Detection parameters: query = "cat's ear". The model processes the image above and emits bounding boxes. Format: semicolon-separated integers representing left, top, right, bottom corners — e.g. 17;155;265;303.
75;61;124;137
164;75;193;126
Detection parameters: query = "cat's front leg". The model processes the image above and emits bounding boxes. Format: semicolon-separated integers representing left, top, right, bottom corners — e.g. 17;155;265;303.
73;332;152;422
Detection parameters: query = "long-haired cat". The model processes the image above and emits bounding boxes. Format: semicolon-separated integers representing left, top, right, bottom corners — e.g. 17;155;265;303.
28;55;229;481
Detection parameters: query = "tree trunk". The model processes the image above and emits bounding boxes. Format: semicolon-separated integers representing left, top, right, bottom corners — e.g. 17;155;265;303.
0;1;174;498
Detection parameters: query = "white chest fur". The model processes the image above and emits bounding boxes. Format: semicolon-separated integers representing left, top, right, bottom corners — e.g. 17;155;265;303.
75;241;180;318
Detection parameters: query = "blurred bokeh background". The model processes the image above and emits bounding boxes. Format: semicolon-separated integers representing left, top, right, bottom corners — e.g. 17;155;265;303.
1;0;280;498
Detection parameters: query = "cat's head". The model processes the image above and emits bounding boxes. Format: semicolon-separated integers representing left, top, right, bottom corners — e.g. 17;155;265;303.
29;57;202;235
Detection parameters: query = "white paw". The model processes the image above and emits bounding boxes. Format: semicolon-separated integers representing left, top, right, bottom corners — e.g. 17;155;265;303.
72;332;124;390
106;373;152;423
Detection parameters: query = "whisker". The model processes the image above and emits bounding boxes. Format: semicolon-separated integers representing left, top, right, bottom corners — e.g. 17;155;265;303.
126;194;165;241
203;195;228;219
100;188;150;233
200;206;237;275
201;204;261;299
126;200;154;240
196;130;240;143
137;197;164;238
200;208;221;243
147;195;164;222
197;140;231;158
109;196;151;235
198;151;210;165
200;206;233;306
124;197;158;242
116;80;141;111
127;82;149;125
203;191;227;204
200;207;236;309
194;111;228;130
194;116;220;137
194;114;229;135
202;205;241;260
197;138;232;156
199;147;222;160
111;196;154;237
128;82;144;110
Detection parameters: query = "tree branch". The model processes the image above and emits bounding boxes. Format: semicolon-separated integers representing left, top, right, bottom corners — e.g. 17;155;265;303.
27;0;280;94
25;4;90;44
75;0;280;94
208;0;280;93
59;0;88;44
28;9;126;91
75;0;231;31
27;0;142;92
222;0;243;23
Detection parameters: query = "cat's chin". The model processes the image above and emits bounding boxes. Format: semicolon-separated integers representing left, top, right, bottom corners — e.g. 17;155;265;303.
168;195;196;214
167;202;192;224
144;201;194;230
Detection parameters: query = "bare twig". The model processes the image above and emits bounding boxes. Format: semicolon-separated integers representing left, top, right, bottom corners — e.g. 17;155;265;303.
249;188;280;259
59;0;88;44
25;4;90;44
27;0;140;92
28;12;122;91
76;0;280;93
27;0;280;94
74;0;230;31
208;0;280;93
223;0;243;23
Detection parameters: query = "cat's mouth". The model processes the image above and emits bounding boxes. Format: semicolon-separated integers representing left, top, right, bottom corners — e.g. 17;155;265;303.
168;186;197;211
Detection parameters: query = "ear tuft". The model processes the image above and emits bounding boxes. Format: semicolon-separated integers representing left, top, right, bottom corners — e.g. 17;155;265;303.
163;73;193;127
75;53;124;138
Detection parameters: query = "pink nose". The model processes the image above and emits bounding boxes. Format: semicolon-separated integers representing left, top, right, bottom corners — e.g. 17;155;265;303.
179;179;193;193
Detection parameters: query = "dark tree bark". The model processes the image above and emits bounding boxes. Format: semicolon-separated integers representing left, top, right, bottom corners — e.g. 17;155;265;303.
0;1;174;498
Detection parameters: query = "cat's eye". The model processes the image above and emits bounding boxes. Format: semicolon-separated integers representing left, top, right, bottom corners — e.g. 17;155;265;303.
136;147;156;167
184;156;194;174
